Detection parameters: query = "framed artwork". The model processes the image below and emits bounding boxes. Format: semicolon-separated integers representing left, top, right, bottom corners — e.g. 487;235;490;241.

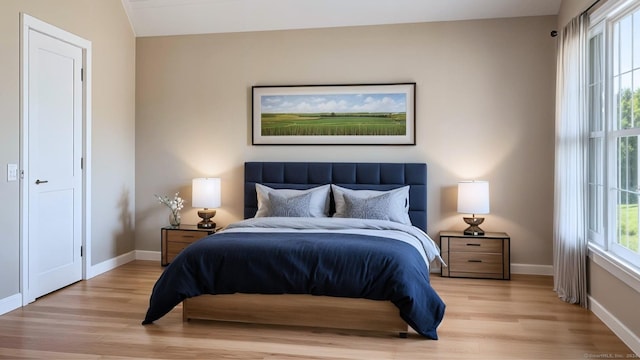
252;83;416;145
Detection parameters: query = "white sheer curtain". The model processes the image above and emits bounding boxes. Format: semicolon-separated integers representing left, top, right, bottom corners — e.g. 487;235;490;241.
553;13;589;307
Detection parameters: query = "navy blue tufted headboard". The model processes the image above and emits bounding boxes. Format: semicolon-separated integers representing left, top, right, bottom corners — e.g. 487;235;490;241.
244;162;427;232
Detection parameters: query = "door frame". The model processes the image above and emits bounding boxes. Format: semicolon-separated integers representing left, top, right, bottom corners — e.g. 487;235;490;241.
19;13;92;305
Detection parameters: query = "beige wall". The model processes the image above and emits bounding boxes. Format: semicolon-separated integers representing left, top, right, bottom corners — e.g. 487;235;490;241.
135;16;557;270
589;259;640;335
0;0;135;299
558;0;592;28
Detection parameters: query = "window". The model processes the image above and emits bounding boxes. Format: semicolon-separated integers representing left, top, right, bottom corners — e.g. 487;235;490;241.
589;0;640;269
588;25;605;247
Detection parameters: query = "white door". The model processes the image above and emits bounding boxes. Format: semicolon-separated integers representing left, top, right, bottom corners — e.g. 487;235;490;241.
27;29;83;300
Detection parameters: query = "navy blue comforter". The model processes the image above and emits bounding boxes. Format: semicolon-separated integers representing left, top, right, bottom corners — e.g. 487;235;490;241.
142;231;445;339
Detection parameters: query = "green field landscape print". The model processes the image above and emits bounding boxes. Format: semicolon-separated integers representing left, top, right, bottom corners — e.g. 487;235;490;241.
260;92;408;137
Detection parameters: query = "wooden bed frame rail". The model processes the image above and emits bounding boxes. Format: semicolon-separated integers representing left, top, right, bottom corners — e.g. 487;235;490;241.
183;294;409;337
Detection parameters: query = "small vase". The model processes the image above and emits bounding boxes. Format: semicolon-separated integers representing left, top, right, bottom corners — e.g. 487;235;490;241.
169;212;181;226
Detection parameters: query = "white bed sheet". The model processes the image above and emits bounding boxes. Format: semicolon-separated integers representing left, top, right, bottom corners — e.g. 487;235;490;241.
222;217;445;270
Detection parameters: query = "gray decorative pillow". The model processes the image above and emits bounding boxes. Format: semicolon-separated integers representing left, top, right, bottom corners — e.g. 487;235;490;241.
268;192;313;217
255;184;330;218
331;184;412;225
343;191;394;221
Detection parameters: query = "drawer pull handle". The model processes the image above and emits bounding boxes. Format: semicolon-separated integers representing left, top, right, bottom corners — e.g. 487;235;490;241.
468;259;482;263
183;235;196;238
466;243;481;246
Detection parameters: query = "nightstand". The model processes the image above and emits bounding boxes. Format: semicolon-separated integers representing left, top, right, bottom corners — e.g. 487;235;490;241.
439;231;510;280
161;225;217;266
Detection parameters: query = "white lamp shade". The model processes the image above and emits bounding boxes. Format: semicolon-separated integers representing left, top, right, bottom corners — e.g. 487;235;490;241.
192;178;221;209
457;181;490;215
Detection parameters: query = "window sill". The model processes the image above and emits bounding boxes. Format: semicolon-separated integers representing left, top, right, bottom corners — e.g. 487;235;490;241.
588;244;640;294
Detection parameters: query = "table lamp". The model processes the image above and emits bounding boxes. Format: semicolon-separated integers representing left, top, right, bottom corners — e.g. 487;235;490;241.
457;180;490;236
192;177;221;229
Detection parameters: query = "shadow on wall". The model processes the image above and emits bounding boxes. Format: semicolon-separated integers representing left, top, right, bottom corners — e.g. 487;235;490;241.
440;184;458;218
114;187;134;255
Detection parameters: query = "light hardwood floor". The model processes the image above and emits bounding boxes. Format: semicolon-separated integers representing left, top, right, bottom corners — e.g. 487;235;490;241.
0;260;633;359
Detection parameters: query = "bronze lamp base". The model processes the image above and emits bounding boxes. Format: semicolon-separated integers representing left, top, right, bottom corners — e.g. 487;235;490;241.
197;208;216;229
463;216;485;236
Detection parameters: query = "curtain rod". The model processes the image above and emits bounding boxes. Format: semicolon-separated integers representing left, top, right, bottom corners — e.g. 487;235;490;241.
551;0;603;37
583;0;602;15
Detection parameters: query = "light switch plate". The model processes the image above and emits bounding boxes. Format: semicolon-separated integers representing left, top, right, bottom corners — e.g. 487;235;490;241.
7;164;18;182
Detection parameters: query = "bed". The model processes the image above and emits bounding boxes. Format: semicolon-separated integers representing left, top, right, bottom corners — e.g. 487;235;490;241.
143;162;445;339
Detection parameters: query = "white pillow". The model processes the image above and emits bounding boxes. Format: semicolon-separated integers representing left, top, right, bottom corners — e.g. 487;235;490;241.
255;183;330;218
331;184;411;225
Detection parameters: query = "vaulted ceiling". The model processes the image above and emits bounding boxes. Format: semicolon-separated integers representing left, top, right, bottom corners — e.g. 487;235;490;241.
121;0;562;37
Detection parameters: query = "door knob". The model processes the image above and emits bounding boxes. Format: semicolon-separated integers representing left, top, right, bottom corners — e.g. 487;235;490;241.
35;179;48;184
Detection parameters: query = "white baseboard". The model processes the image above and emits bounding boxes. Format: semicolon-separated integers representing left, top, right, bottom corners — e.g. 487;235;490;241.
87;254;553;278
135;250;160;261
0;293;22;317
511;263;554;276
431;263;554;276
589;296;640;356
87;249;162;278
86;250;160;279
86;250;136;279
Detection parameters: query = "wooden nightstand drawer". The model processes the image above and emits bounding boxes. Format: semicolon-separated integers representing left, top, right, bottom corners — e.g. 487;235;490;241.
167;230;209;243
165;230;209;264
161;225;217;266
449;237;502;253
166;242;192;264
449;252;503;273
